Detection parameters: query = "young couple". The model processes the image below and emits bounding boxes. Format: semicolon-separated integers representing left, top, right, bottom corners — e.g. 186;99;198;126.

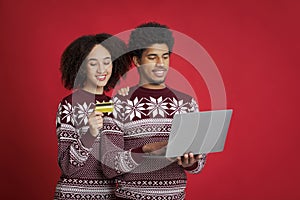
55;22;207;200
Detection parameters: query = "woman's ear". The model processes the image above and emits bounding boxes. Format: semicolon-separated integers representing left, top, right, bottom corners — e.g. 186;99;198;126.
133;56;140;67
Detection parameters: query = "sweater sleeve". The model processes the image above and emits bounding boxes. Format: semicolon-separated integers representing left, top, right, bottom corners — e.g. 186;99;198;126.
56;100;97;177
100;96;143;179
184;154;207;174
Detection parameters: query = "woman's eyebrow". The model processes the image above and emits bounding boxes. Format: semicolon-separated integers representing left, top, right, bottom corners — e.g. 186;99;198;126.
87;58;98;61
88;56;111;61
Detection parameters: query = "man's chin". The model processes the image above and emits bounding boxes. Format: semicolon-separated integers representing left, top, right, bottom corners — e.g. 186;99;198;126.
149;78;166;85
151;82;162;85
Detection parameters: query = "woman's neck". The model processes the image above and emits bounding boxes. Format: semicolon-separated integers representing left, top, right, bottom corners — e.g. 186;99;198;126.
82;86;104;95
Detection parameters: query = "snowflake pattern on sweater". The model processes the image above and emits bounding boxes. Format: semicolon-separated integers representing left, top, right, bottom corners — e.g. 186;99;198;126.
55;89;116;200
101;86;207;200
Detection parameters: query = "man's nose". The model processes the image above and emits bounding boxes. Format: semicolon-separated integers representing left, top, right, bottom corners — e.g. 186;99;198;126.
156;57;164;66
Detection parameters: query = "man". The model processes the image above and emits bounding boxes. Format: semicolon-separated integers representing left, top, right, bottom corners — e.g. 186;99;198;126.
100;22;207;200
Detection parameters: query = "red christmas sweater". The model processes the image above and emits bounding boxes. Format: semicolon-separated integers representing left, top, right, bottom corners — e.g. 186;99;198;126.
55;89;116;200
101;86;207;200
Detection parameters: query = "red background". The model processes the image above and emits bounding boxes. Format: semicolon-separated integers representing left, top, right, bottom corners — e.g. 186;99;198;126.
1;0;299;199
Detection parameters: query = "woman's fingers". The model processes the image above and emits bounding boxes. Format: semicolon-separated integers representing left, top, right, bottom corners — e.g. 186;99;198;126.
88;111;104;136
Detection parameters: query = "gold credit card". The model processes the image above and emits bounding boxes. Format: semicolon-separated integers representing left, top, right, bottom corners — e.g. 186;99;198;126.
95;101;114;113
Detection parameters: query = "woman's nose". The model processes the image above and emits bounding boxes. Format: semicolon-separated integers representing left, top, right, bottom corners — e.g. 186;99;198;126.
97;63;105;73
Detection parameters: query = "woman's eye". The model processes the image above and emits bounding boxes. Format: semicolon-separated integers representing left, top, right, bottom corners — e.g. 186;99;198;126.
103;59;111;65
90;62;97;66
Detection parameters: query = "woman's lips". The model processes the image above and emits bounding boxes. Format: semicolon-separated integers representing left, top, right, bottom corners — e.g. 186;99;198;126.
96;75;106;81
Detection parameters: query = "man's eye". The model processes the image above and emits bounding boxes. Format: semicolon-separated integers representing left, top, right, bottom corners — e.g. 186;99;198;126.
163;55;169;59
148;56;156;60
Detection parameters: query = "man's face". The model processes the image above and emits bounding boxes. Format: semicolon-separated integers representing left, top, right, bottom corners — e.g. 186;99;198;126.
134;43;170;89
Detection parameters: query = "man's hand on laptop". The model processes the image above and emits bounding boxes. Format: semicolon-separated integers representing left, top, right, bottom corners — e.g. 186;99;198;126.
176;153;203;168
142;141;168;155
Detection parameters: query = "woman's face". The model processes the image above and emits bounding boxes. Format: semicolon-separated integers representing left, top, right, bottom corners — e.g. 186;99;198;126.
83;44;112;94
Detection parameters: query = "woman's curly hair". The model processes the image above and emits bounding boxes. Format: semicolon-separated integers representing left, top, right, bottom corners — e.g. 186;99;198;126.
60;33;131;91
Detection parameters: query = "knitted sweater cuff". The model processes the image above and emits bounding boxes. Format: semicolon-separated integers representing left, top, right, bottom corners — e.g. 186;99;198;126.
80;130;97;148
131;147;144;164
183;162;198;171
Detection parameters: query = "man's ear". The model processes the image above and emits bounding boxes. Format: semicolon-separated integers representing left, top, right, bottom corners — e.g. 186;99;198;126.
133;56;141;67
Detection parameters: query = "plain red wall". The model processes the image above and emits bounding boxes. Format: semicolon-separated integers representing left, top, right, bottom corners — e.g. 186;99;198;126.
1;0;299;199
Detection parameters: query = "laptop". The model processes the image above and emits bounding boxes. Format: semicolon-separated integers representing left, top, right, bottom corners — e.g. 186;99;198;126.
144;109;233;158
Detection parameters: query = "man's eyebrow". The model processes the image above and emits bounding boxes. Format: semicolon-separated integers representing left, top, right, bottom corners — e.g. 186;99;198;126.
146;54;158;57
146;51;170;57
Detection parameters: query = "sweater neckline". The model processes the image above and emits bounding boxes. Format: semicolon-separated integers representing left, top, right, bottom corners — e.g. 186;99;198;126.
137;85;170;94
78;89;107;98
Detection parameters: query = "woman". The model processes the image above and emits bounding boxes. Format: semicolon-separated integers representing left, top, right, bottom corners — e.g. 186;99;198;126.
55;33;131;199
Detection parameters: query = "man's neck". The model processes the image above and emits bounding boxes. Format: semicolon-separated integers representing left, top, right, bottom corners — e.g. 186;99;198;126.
139;83;166;90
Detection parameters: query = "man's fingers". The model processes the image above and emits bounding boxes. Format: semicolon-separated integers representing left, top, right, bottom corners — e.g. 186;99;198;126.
188;153;196;163
195;154;203;160
166;157;176;162
159;141;168;147
175;152;202;167
177;156;183;166
183;153;189;165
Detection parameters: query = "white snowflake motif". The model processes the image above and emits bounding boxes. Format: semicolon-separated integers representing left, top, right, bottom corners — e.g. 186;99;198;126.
61;101;76;125
124;97;146;120
189;98;199;112
56;102;62;125
75;102;94;125
146;96;169;117
169;97;189;115
113;97;123;119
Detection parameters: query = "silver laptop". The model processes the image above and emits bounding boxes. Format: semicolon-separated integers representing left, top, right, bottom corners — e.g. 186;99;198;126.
143;110;232;158
165;109;233;157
